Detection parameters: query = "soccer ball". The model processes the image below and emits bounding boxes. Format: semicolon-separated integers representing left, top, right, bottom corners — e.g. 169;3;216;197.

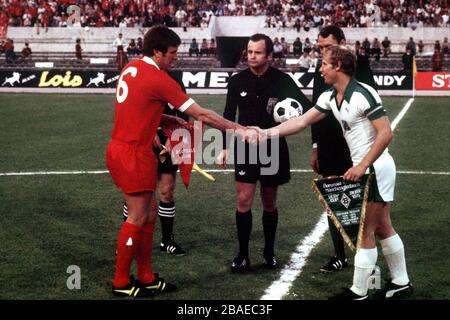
273;98;303;123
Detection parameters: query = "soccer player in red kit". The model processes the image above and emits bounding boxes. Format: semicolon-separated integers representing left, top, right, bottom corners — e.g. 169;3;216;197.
106;26;248;298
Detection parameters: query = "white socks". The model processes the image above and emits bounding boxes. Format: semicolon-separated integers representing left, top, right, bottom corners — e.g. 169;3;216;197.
351;247;378;296
380;234;410;286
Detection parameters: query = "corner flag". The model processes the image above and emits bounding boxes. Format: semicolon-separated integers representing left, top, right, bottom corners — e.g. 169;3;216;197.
412;56;417;78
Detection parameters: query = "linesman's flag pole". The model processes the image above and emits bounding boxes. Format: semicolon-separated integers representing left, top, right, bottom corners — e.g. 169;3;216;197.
412;56;417;98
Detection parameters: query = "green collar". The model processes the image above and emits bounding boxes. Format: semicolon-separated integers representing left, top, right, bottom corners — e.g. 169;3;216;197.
330;77;358;103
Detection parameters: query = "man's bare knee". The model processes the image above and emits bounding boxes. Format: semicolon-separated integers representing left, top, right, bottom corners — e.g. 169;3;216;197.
159;187;175;202
237;195;253;212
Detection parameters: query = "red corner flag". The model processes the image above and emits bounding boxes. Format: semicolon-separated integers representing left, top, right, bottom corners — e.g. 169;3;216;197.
162;122;201;188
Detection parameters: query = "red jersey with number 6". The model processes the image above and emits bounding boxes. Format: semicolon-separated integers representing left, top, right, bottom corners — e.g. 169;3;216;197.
107;56;193;193
111;56;193;150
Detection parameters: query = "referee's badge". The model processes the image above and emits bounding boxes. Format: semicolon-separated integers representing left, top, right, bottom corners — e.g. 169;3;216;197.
266;97;279;115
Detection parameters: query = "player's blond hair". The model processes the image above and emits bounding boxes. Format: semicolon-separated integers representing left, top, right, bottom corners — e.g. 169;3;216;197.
324;45;356;76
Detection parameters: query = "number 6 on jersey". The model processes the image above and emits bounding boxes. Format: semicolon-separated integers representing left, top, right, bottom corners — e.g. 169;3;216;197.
116;67;137;103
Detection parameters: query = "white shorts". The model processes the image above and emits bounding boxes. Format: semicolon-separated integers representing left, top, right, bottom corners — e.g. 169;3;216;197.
370;152;396;202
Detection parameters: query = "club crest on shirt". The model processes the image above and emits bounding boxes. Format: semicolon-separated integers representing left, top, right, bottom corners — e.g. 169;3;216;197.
266;97;279;115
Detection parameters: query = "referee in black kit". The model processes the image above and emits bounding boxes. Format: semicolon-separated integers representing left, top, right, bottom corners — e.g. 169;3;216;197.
217;33;311;272
310;25;377;273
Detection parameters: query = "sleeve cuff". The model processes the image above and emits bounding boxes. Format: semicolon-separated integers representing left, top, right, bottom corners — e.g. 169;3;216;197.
178;98;195;112
314;105;332;114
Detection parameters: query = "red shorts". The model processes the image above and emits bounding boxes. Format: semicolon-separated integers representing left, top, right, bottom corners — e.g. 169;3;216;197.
106;139;158;194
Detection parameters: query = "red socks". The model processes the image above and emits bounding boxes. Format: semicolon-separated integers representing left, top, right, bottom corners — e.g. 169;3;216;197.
136;222;156;284
113;222;142;288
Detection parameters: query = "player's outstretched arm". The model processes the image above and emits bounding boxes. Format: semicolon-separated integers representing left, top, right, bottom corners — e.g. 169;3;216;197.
184;103;246;133
266;107;326;139
160;114;187;127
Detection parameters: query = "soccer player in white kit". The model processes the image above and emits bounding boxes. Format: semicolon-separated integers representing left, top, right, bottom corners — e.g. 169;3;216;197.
252;45;413;300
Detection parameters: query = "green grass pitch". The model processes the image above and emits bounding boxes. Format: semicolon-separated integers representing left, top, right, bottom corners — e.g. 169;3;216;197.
0;93;448;300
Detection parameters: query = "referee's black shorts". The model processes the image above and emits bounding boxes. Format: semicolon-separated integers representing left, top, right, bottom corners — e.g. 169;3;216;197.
153;130;178;174
233;138;290;186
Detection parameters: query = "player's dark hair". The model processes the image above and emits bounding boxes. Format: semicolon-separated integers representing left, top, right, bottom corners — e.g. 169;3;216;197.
325;45;356;76
319;25;346;43
143;25;181;57
249;33;273;56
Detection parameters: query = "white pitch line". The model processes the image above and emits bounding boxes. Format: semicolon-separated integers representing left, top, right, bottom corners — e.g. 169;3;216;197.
261;213;329;300
0;170;108;176
1;168;449;177
391;98;414;130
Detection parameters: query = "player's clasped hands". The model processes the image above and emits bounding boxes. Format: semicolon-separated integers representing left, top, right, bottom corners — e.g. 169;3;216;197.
239;126;269;144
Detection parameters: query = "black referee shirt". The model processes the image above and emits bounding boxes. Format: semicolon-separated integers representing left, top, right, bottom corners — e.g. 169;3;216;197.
223;66;311;149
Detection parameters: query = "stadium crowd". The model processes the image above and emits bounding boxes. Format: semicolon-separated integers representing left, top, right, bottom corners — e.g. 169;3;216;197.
0;0;448;29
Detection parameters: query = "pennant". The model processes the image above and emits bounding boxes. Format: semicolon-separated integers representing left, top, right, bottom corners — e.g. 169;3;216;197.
161;122;201;188
312;174;372;252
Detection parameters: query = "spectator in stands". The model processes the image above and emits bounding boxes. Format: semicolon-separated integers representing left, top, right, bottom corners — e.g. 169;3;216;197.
200;13;209;28
75;38;82;62
21;42;32;62
434;40;441;52
382;37;391;57
362;38;371;56
293;18;301;32
285;15;296;29
209;38;217;57
402;48;414;71
432;48;444;71
292;37;302;57
127;39;139;56
136;37;143;55
0;40;5;56
200;38;209;56
36;2;50;34
442;37;450;55
175;6;188;27
189;38;199;57
4;39;16;64
272;37;283;60
354;40;361;55
116;45;128;72
113;33;126;52
295;51;312;72
357;46;370;72
303;38;313;54
372;38;381;61
406;37;417;56
417;40;424;55
280;37;289;55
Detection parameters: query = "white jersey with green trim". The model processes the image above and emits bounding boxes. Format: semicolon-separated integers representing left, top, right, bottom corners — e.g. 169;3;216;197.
315;78;388;165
